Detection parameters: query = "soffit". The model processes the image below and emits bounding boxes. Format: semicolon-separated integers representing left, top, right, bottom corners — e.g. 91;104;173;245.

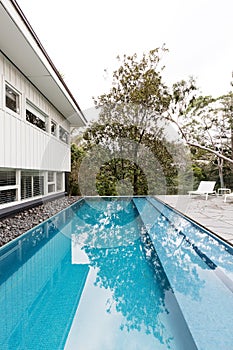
0;1;86;127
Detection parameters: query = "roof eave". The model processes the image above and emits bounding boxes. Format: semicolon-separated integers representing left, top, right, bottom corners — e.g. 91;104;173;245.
0;0;87;127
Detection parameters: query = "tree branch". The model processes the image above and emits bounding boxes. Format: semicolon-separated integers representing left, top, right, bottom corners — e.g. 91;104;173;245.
186;141;233;164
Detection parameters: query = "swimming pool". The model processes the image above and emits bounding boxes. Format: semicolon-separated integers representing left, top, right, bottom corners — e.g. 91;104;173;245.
0;197;233;349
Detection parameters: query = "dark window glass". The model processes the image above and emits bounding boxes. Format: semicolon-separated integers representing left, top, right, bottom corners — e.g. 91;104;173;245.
26;110;46;131
33;176;44;197
0;171;16;186
48;184;55;193
48;172;54;182
21;172;44;199
51;121;57;136
59;126;69;144
21;174;32;199
5;85;20;113
0;189;16;204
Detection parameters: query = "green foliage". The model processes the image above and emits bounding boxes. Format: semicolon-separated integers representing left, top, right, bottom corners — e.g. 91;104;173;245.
94;47;171;137
71;143;85;163
83;120;182;196
96;46;170;110
80;47;190;196
95;159;148;196
79;48;201;195
191;164;207;189
199;158;233;189
168;80;233;187
69;143;86;195
71;48;233;194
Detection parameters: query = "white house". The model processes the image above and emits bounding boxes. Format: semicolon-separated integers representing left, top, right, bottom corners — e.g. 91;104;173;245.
0;0;87;217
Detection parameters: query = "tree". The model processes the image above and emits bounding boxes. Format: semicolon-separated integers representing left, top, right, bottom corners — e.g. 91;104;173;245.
168;79;233;165
187;96;231;187
83;123;180;195
81;47;191;196
69;143;86;195
219;91;233;163
167;78;233;187
96;47;171;195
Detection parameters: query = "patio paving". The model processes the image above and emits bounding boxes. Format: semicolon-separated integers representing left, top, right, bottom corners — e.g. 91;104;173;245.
156;194;233;246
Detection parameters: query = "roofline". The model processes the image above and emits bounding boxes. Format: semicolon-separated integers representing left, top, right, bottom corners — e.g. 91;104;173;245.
10;0;87;124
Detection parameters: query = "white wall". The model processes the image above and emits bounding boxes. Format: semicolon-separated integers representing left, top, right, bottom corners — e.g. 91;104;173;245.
0;109;70;171
0;52;71;172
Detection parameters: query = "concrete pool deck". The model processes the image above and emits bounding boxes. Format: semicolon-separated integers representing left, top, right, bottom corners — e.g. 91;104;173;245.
156;194;233;246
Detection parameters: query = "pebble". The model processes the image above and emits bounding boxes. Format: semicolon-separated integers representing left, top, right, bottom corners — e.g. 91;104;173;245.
0;196;80;247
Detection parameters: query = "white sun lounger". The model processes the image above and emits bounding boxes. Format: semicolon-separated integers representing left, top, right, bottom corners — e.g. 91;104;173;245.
224;192;233;202
188;181;216;200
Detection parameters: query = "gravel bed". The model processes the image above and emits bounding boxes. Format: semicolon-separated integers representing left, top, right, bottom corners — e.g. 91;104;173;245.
0;196;80;247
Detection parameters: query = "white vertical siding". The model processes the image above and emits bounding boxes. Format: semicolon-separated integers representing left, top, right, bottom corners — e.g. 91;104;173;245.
0;52;71;172
2;52;70;128
0;110;70;171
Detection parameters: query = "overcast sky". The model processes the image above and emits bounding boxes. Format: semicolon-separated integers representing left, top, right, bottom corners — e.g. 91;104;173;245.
17;0;233;117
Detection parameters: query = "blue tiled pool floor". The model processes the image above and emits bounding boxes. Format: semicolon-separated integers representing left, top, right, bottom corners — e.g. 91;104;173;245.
0;197;233;349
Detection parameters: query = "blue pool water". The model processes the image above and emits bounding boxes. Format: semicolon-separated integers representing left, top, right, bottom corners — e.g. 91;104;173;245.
0;197;233;349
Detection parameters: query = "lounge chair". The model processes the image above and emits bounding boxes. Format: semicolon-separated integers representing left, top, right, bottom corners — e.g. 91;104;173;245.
188;181;216;200
224;192;233;202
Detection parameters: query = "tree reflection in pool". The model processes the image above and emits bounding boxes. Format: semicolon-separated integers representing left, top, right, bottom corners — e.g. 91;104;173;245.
68;198;197;349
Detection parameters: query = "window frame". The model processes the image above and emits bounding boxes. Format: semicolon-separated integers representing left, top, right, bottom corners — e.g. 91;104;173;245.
47;171;56;193
21;171;45;200
26;101;48;132
59;126;69;144
0;170;19;206
51;120;57;137
5;83;21;115
56;172;64;192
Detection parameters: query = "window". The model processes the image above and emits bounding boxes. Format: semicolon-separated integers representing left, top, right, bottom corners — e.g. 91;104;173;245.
21;171;44;200
51;120;57;136
48;171;55;193
0;189;16;204
26;110;46;131
26;102;47;132
48;184;55;193
59;126;69;144
0;170;17;205
33;175;44;197
5;84;20;114
56;172;63;191
48;171;54;182
21;173;32;199
0;171;16;186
